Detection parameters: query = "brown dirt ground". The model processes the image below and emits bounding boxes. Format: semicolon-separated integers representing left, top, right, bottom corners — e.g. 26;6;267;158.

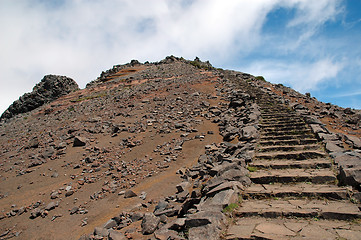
0;69;224;240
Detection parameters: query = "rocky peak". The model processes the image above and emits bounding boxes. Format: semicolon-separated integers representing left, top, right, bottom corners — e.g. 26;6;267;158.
1;74;79;120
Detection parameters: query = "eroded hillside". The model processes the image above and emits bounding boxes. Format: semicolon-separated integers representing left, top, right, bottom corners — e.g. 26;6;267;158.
0;57;360;240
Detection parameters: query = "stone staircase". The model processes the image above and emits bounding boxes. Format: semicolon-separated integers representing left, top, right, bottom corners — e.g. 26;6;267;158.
225;84;361;239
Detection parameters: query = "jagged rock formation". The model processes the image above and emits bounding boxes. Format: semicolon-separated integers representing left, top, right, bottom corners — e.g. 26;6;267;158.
1;75;79;119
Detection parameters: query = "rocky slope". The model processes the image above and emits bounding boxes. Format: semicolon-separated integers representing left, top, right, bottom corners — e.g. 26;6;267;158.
0;57;360;240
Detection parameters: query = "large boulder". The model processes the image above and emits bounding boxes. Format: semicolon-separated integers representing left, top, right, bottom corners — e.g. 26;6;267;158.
1;75;78;119
141;213;160;235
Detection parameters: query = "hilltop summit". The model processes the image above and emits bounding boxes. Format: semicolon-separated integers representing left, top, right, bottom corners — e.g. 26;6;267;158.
0;57;360;240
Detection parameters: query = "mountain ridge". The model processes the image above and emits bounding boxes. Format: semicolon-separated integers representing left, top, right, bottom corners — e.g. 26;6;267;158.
0;56;360;239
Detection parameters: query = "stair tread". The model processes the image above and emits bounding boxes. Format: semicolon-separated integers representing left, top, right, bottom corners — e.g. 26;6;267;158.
245;183;348;197
262;127;310;132
260;122;305;127
250;168;335;177
259;139;318;146
235;199;361;220
257;144;321;152
256;150;326;160
262;130;312;136
225;217;361;240
249;158;332;169
260;135;315;141
250;168;336;184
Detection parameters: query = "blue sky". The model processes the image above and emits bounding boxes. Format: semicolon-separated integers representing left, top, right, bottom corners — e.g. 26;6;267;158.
0;0;360;115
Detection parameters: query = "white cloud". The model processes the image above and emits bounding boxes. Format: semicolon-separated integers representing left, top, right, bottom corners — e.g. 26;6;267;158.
286;0;342;27
278;0;343;50
244;58;344;92
0;0;345;115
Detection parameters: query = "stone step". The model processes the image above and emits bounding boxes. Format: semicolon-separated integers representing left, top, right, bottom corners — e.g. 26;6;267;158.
244;183;349;200
261;119;306;125
259;138;318;146
259;122;305;128
261;112;298;116
255;150;326;160
261;112;297;117
250;169;336;184
262;129;312;137
258;104;287;108
262;125;309;132
261;110;293;115
249;159;332;170
261;117;302;123
225;216;361;240
262;127;310;134
260;134;316;141
257;144;321;153
234;199;361;220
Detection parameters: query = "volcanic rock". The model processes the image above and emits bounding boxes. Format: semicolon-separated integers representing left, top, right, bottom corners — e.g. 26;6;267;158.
1;75;78;119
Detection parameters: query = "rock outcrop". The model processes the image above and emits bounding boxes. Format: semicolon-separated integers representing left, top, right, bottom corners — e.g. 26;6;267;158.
1;75;79;119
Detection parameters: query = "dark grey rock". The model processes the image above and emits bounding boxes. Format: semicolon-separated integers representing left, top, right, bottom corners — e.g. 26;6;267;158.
129;212;143;222
310;124;328;134
333;152;361;167
188;223;221;240
168;218;186;231
155;200;168;212
51;172;59;178
176;182;190;193
318;133;339;141
154;206;180;217
176;191;189;203
155;229;185;240
78;235;91;240
240;126;258;140
50;192;59;199
28;159;44;168
65;190;74;197
179;198;201;216
345;135;361;149
94;227;109;237
30;208;41;219
305;116;323;125
206;181;244;197
209;107;222;116
124;190;137;198
45;201;58;211
220;168;251;186
185;210;224;228
229;99;245;108
42;147;55;159
27;137;39;149
222;126;239;141
1;74;78;119
325;141;344;153
108;230;126;240
209;162;238;177
104;219;117;229
141;213;160;235
70;206;79;215
203;189;238;210
339;166;361;190
73;136;87;147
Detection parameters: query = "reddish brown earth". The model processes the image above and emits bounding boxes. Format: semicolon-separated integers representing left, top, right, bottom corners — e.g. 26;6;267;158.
0;60;225;239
